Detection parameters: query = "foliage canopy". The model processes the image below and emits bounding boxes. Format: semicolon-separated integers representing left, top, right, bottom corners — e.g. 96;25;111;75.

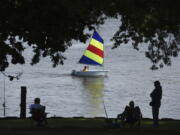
0;0;180;71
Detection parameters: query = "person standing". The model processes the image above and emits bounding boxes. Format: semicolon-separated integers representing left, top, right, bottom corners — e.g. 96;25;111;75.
150;81;162;126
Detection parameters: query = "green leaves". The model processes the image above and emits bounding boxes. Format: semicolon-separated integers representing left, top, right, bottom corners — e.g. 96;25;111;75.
111;0;180;69
0;0;180;71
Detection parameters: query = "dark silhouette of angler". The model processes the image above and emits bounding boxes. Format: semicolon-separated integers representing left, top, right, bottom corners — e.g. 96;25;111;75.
30;98;47;126
115;101;142;128
150;80;162;127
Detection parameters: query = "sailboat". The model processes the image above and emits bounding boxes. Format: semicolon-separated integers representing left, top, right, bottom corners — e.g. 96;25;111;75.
71;31;108;77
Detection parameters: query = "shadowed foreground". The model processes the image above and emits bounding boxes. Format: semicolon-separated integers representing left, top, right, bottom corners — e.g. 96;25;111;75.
0;117;180;135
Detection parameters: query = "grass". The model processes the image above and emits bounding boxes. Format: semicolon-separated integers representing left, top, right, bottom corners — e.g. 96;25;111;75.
0;117;180;135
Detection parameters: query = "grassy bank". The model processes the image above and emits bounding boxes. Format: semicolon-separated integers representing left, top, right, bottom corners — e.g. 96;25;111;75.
0;117;180;135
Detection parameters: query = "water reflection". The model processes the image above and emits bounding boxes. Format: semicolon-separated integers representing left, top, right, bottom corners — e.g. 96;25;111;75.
78;77;105;117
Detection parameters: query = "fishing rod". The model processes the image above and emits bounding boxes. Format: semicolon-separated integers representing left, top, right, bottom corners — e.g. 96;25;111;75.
1;71;23;117
3;75;6;117
103;99;108;118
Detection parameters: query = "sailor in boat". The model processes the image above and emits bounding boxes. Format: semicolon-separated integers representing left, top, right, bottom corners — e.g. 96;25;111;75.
82;66;89;72
71;31;108;77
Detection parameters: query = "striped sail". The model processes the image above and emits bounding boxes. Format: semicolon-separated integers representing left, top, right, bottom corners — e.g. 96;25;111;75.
79;31;104;66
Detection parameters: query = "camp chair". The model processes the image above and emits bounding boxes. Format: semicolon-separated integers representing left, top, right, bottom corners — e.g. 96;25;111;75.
30;106;47;126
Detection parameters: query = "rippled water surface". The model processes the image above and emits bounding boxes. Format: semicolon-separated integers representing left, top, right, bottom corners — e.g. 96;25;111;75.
0;19;180;119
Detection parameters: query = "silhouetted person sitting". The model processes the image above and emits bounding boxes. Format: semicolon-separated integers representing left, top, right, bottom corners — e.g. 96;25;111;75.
30;98;47;126
150;80;162;127
116;101;142;127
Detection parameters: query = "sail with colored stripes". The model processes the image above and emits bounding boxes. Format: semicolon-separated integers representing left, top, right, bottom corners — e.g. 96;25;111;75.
79;31;104;66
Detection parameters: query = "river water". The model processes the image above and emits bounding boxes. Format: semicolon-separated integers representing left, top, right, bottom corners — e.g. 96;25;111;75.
0;19;180;119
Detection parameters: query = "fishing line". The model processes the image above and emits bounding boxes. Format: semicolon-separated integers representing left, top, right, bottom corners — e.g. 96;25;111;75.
103;98;108;118
1;70;23;117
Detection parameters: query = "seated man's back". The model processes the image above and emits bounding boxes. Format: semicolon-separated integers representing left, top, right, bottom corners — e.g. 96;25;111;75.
133;106;142;120
30;98;46;124
30;104;44;111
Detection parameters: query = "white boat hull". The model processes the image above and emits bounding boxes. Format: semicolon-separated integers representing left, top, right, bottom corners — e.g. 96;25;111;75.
71;70;108;77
